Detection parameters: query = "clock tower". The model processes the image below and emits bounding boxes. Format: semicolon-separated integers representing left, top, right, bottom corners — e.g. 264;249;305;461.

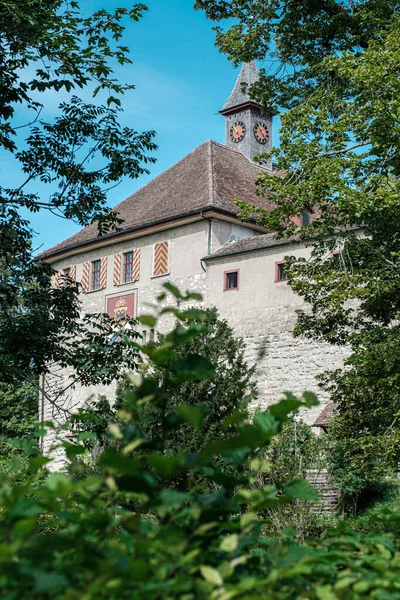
220;61;274;170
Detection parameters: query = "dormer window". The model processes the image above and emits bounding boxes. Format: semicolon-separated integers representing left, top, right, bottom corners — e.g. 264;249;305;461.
301;211;310;226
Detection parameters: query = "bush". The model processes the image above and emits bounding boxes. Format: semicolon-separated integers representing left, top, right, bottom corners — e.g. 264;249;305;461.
1;284;400;599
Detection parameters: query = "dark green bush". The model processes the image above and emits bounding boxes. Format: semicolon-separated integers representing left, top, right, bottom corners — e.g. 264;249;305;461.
1;285;400;599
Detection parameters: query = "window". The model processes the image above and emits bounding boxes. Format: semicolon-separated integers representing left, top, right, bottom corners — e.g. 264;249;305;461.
275;261;288;282
91;260;101;291
224;269;239;291
301;211;310;226
123;251;134;283
60;267;70;288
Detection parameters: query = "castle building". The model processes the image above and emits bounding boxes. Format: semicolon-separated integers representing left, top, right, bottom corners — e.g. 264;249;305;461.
40;63;347;461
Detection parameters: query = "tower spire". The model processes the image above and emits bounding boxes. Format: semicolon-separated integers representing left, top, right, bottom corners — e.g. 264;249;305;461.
221;61;260;114
220;62;273;169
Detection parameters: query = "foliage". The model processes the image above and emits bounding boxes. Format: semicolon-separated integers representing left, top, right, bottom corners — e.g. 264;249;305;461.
0;380;37;448
344;482;400;535
195;0;400;494
125;307;257;490
265;419;324;485
0;0;155;423
260;418;330;539
2;285;400;598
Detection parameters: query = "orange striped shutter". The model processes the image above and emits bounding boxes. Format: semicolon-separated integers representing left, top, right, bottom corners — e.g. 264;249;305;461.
69;265;76;282
100;257;108;289
133;248;141;281
82;261;90;293
54;270;61;289
153;241;169;277
113;253;121;286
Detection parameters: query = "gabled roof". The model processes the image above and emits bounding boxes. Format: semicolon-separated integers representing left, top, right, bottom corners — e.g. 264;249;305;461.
39;140;275;260
204;232;298;260
221;62;260;113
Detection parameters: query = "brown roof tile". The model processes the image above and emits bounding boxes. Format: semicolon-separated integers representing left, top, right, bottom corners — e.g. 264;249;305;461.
39;140;275;260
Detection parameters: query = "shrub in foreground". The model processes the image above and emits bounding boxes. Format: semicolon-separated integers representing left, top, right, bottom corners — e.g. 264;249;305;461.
1;285;400;599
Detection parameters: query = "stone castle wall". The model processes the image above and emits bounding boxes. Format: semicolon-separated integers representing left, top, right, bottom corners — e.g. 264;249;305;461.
43;219;349;465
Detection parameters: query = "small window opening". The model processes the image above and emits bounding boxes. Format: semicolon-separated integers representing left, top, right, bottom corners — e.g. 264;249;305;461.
149;328;155;342
276;262;288;282
91;260;101;291
224;270;239;291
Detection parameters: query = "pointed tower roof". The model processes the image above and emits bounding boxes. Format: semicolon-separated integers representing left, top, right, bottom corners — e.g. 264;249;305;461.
220;61;260;114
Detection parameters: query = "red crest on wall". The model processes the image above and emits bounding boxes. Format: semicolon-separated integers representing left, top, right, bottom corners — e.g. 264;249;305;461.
106;293;135;322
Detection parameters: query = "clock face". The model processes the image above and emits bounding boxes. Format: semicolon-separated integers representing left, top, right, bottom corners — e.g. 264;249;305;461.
230;121;246;143
254;122;269;144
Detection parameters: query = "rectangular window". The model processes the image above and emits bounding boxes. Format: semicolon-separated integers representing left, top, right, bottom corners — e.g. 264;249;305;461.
123;251;134;283
60;267;70;288
224;269;239;291
91;260;101;291
275;261;288;282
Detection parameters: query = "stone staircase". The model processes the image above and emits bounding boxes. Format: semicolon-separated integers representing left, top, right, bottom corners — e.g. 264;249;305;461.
306;469;340;513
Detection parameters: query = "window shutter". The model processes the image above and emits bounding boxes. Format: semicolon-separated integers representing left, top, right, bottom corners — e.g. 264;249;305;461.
69;265;76;281
133;248;141;282
54;270;61;289
113;253;121;286
100;257;108;289
82;261;90;293
153;241;169;277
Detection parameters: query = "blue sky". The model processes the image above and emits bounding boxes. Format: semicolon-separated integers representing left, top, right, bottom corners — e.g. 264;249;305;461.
2;0;280;253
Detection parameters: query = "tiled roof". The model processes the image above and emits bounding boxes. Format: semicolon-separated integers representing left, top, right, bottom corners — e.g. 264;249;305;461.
313;403;338;427
221;62;260;113
204;232;297;260
39;140;275;259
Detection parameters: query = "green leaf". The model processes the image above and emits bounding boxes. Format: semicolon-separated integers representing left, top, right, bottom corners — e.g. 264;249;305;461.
163;281;182;298
63;441;86;458
302;391;319;407
268;397;302;420
147;453;186;477
98;448;140;475
220;534;239;553
171;354;216;384
284;479;319;500
177;404;203;429
29;456;51;470
200;565;223;587
138;314;156;327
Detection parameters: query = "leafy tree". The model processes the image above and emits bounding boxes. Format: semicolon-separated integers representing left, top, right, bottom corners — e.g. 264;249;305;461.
124;307;257;489
2;285;400;599
195;0;400;495
0;2;156;409
77;307;257;488
0;380;37;457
